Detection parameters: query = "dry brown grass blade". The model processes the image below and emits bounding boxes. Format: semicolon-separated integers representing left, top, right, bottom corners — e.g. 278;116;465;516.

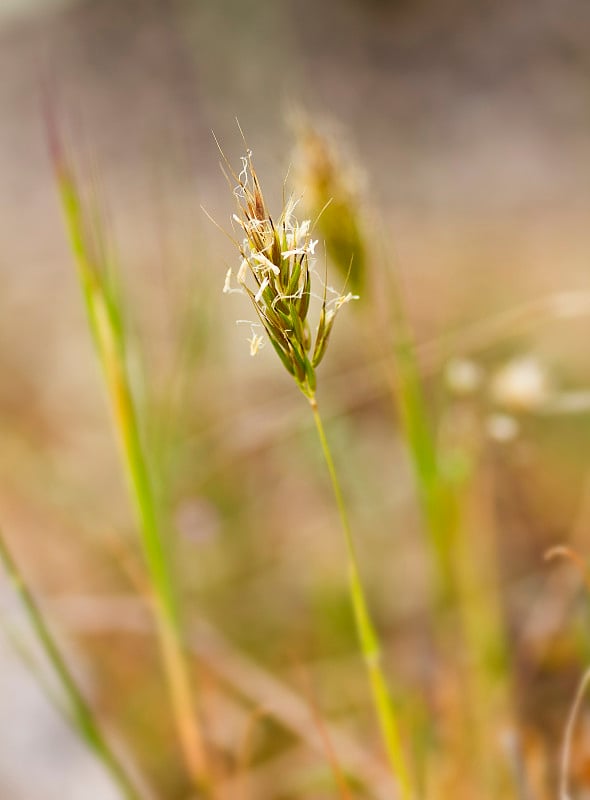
544;546;590;593
559;666;590;800
293;662;355;800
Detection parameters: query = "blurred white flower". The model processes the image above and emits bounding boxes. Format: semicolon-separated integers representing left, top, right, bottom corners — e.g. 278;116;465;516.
491;356;549;412
486;413;519;442
445;357;484;396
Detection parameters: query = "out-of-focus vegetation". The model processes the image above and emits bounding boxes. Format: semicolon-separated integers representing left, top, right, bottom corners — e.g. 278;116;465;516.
2;1;590;798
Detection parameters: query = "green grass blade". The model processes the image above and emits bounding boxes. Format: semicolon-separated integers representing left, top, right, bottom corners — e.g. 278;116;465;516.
53;145;210;790
0;527;142;800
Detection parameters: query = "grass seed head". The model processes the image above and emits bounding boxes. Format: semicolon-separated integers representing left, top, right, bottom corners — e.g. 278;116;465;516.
292;119;368;296
224;148;357;400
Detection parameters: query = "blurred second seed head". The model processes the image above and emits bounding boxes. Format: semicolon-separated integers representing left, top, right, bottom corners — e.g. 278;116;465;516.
290;112;369;297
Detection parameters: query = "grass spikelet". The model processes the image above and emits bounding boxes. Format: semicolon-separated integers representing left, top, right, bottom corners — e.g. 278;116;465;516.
223;146;357;399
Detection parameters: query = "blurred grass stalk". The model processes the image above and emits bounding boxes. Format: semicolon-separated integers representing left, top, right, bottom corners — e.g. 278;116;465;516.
364;244;510;795
53;145;209;791
0;527;142;800
385;277;458;609
377;231;513;763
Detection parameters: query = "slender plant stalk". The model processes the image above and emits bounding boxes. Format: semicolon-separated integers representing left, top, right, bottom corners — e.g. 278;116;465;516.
94;311;209;789
380;266;511;797
219;145;411;795
309;397;413;800
0;527;141;800
53;149;209;790
381;276;457;611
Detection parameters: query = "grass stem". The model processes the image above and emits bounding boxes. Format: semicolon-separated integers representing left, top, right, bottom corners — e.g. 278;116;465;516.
0;527;142;800
103;345;210;789
54;156;210;791
309;397;413;800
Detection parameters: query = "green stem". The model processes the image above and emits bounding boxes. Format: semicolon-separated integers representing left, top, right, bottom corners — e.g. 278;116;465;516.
0;527;141;800
92;308;210;791
309;397;413;800
55;160;209;790
385;286;457;610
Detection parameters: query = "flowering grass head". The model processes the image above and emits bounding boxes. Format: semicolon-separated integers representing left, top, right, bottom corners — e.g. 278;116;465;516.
223;147;357;401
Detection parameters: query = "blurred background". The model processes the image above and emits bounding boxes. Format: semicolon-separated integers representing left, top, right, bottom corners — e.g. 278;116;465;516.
2;0;590;798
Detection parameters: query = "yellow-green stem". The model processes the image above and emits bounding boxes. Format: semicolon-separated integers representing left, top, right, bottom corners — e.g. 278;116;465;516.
94;309;210;791
0;527;142;800
56;166;209;791
383;287;457;611
378;270;510;794
309;397;413;800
